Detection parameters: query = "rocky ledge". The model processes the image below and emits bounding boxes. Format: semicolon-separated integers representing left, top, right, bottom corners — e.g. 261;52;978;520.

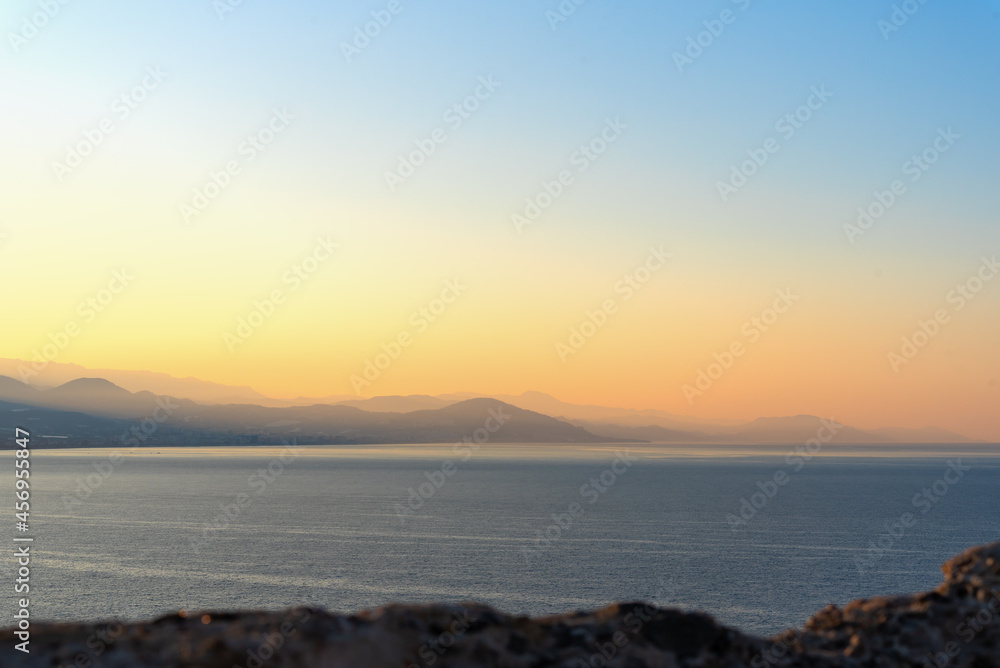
2;542;998;667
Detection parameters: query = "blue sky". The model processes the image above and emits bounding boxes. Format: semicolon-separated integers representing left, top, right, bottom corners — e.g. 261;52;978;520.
6;0;998;251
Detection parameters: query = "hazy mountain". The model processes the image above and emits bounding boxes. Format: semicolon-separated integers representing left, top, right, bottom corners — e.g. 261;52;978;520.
871;426;976;444
0;376;201;421
0;358;281;406
572;415;972;444
169;397;611;444
570;421;711;443
0;375;40;404
6;362;711;427
387;399;612;443
0;378;613;445
334;395;451;413
41;378;142;416
172;401;382;434
279;395;359;407
718;415;891;444
0;366;981;445
459;391;742;431
0;400;128;443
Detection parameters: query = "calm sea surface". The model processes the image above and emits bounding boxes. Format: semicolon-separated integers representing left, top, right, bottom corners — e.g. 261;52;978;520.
4;443;999;636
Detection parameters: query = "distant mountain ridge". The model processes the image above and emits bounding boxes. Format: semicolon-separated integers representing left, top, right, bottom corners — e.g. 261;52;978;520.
0;358;283;405
574;415;896;445
0;377;614;446
0;364;983;446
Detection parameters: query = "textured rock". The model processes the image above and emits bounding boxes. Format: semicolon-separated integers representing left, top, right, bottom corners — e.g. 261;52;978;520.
2;542;998;667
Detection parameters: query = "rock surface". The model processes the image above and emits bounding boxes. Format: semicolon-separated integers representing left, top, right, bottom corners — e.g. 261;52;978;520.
2;542;998;667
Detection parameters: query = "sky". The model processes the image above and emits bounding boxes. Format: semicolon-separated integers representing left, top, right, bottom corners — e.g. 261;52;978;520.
1;0;998;439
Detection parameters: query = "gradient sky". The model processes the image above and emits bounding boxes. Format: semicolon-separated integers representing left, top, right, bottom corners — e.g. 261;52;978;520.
2;0;998;439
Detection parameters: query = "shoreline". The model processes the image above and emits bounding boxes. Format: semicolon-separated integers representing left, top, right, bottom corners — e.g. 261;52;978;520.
12;442;1000;461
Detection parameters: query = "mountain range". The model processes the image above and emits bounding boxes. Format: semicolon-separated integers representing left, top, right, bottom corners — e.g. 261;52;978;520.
0;363;981;447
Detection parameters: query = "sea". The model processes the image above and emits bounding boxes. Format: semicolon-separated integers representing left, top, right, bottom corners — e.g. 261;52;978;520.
4;443;999;637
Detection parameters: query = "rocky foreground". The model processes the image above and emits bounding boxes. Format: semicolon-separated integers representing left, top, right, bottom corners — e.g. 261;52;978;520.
3;543;998;667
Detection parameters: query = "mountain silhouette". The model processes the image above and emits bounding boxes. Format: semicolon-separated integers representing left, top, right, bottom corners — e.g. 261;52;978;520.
0;373;979;447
